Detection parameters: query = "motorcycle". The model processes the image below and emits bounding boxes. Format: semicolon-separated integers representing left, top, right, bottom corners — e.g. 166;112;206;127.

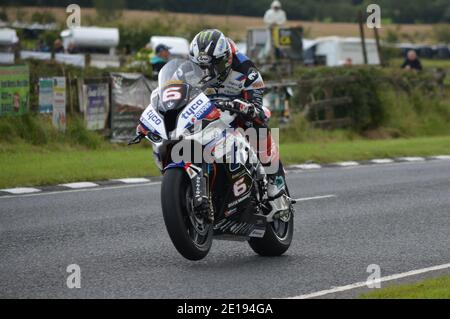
130;59;295;261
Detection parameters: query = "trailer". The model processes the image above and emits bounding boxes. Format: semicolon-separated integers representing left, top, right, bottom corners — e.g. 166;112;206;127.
60;27;120;68
0;28;18;64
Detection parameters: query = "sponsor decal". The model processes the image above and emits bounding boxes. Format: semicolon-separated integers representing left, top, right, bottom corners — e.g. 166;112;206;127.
197;54;212;64
146;109;162;126
181;94;212;121
247;70;258;81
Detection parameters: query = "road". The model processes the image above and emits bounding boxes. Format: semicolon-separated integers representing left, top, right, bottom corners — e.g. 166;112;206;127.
1;160;449;298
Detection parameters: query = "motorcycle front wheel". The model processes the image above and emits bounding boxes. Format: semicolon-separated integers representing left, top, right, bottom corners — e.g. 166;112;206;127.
161;168;213;261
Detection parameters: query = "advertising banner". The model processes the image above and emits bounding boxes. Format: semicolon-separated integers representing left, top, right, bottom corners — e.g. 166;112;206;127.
110;73;156;141
38;78;54;113
0;65;29;116
82;82;110;130
52;77;66;131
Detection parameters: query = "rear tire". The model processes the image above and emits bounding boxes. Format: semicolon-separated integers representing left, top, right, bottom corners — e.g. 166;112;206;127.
161;168;213;261
248;212;294;257
248;186;294;257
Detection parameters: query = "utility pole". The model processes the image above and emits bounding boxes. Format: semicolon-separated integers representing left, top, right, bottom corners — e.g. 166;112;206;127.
373;27;384;66
358;10;368;65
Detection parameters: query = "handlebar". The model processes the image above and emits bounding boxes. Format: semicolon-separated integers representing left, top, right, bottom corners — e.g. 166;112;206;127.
215;101;247;116
128;133;145;146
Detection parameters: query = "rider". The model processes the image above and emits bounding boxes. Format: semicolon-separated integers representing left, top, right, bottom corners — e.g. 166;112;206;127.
189;29;287;202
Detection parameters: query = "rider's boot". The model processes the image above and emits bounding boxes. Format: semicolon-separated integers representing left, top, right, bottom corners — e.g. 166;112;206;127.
266;162;292;218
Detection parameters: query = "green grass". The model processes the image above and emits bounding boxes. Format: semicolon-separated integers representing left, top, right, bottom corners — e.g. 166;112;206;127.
0;143;160;189
1;136;449;189
280;136;450;164
391;58;450;69
360;276;450;299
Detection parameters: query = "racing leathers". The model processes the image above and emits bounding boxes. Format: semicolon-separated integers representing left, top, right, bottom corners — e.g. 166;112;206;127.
204;42;287;200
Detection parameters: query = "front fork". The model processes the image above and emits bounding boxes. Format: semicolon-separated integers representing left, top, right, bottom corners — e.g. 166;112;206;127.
185;163;214;222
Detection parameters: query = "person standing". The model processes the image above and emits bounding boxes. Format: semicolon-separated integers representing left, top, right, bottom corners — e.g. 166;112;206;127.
401;50;423;71
151;44;171;78
264;1;287;26
263;1;287;61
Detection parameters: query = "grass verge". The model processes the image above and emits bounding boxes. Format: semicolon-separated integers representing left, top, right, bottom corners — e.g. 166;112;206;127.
1;136;449;189
360;276;450;299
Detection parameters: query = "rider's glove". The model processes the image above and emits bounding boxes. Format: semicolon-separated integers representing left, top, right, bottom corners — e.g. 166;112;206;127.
136;124;149;136
232;99;256;118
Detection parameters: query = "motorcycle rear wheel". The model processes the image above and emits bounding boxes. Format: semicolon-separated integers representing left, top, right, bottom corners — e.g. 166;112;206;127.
161;168;213;261
248;188;294;257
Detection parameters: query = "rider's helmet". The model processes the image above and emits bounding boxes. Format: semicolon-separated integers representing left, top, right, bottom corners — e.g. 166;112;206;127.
189;29;233;84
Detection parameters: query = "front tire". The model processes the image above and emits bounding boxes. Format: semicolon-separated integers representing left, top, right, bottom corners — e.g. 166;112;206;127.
161;168;213;261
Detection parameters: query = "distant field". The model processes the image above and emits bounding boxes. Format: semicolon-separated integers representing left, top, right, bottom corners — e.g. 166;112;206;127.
6;6;434;41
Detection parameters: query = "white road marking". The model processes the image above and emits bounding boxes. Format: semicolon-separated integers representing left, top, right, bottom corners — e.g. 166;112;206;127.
289;164;322;170
288;262;450;299
335;161;359;167
430;155;450;160
371;159;394;164
113;178;151;184
0;187;41;194
60;182;99;189
397;157;425;162
294;195;337;202
0;182;162;199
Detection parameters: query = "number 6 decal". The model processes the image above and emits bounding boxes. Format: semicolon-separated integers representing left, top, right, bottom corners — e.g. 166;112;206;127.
163;87;182;102
233;178;247;197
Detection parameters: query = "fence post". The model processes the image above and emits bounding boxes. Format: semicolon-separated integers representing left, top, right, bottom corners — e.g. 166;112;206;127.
358;10;368;65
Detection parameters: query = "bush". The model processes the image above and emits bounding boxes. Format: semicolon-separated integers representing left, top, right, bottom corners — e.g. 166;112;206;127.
282;65;449;138
30;11;56;24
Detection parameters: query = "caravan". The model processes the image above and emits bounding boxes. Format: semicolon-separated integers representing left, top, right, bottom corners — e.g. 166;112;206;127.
306;36;381;66
0;28;19;64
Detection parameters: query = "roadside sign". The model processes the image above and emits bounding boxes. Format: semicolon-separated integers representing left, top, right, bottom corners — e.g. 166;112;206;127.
39;78;54;113
0;65;29;116
82;82;110;130
52;77;66;131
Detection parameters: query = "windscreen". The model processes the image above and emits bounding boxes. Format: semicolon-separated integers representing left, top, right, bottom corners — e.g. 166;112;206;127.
158;58;205;93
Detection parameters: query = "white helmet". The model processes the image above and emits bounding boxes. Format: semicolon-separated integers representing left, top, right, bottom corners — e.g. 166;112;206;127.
189;29;233;83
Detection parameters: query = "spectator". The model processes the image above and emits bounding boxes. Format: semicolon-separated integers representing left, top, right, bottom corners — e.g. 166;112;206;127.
36;39;49;52
67;42;78;54
263;1;287;61
264;1;287;26
151;44;171;77
53;39;64;54
401;50;422;71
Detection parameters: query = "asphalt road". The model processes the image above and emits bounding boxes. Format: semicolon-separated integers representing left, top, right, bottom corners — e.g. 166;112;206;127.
1;160;449;299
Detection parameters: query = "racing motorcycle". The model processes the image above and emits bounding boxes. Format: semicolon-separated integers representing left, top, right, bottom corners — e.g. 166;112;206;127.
129;59;294;261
